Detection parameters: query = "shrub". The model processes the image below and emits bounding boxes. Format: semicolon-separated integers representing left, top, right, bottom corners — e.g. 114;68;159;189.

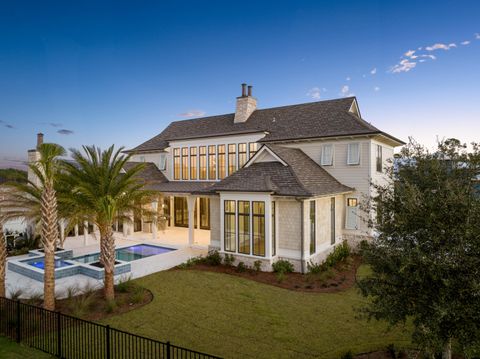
65;285;79;299
69;293;96;318
130;286;145;304
223;254;235;266
26;292;43;305
341;350;353;359
116;276;134;293
306;260;327;274
205;250;222;266
253;260;262;272
324;241;350;268
178;256;202;269
276;272;285;283
8;288;24;300
104;299;117;314
272;259;294;274
236;261;247;273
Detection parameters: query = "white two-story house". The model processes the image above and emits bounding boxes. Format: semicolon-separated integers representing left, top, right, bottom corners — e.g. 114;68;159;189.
118;84;404;272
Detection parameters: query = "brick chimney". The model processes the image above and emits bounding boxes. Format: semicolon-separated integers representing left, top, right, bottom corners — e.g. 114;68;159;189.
234;83;257;123
37;133;44;148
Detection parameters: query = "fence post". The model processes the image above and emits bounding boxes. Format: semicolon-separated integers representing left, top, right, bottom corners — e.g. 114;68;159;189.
57;311;62;358
166;341;171;359
105;325;111;359
15;300;21;343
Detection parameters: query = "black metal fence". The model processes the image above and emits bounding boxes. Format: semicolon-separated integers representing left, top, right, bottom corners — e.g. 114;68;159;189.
0;296;221;359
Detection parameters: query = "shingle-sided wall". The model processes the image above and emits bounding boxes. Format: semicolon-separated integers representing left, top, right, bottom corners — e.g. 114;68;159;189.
277;199;302;253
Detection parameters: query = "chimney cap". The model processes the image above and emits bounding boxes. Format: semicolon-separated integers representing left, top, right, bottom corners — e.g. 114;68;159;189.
37;133;44;148
247;85;252;97
241;83;247;97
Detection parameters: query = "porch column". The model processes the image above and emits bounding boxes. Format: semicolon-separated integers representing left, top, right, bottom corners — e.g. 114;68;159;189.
187;195;197;245
59;220;65;246
152;200;158;240
196;198;200;230
169;197;174;228
74;224;79;237
301;200;310;274
83;221;88;246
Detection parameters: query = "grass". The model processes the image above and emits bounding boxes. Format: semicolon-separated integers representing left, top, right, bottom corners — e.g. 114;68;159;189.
103;265;413;359
0;336;53;358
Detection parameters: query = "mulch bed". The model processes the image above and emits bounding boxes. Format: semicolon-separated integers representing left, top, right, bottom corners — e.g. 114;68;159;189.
56;288;153;321
355;350;464;359
177;255;362;293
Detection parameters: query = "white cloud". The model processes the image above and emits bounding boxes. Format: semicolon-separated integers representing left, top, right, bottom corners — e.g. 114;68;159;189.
178;110;206;118
345;77;351;81
405;50;416;57
421;54;436;60
475;33;480;40
374;86;380;92
391;59;417;73
306;87;323;100
340;85;354;97
461;40;471;45
419;59;426;63
370;67;377;75
425;43;457;51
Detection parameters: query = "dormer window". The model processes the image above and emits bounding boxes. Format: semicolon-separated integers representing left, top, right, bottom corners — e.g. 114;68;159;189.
158;153;167;170
347;143;360;165
321;144;333;166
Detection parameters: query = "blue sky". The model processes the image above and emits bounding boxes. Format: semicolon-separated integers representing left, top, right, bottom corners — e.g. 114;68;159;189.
0;0;479;168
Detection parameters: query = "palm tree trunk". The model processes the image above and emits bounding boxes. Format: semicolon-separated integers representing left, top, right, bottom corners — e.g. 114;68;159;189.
0;223;6;298
100;225;115;300
41;184;59;311
442;338;452;359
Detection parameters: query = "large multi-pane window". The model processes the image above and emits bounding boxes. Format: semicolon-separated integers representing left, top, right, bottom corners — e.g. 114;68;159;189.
228;144;236;175
224;200;236;252
238;201;250;254
182;148;188;180
238;143;247;168
272;202;276;256
190;147;197;180
199;146;207;180
252;201;265;256
173;148;180;180
376;144;383;173
208;145;217;180
249;143;258;159
218;145;226;179
310;200;316;254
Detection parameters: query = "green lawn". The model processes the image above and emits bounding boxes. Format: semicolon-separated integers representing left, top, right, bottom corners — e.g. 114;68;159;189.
0;337;52;358
103;266;412;359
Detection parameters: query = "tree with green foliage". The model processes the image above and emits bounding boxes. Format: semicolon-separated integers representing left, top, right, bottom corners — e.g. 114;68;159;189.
60;145;155;300
0;144;66;310
358;138;480;359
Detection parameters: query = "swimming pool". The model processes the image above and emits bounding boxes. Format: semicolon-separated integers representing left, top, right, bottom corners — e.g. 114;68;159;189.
25;258;73;270
73;244;176;264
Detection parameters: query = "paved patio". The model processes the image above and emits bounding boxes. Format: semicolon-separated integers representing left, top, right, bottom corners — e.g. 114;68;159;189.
5;227;210;299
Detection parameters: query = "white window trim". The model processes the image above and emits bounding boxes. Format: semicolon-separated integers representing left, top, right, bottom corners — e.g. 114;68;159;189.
347;143;360;165
321;144;334;166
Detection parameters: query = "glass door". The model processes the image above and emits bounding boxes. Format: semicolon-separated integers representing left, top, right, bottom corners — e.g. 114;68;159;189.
200;198;210;230
174;197;189;227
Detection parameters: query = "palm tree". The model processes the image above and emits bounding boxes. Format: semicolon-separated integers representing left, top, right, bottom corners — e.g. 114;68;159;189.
61;145;154;300
1;143;66;310
0;222;6;298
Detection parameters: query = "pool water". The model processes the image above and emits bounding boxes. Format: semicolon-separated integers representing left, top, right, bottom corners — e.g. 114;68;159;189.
25;258;73;269
73;244;175;264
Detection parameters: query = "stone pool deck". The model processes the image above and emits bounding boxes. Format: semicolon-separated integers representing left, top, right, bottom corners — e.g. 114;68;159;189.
5;235;207;299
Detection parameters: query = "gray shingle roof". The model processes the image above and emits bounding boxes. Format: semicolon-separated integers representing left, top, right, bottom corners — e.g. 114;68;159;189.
205;145;353;197
122;162;168;184
127;97;403;153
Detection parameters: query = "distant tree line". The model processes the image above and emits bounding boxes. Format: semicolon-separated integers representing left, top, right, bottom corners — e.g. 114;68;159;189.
0;168;27;184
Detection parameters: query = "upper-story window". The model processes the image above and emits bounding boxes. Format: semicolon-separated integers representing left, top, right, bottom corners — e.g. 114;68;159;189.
173;148;180;180
249;143;258;159
182;148;188;180
190;147;197;179
208;145;217;180
228;144;236;175
321;144;333;166
376;144;383;173
347;143;360;165
218;145;226;179
238;143;247;168
159;153;167;171
199;146;207;180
